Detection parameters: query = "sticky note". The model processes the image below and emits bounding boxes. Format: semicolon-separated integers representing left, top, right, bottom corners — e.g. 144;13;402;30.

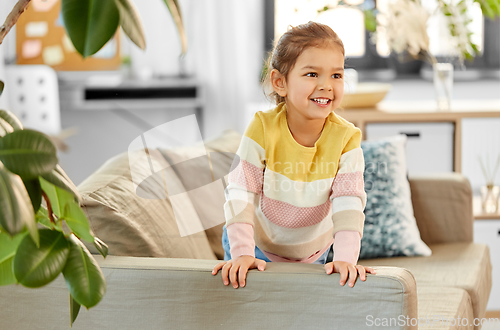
22;40;42;59
42;45;64;66
32;0;58;12
62;34;76;52
25;22;48;37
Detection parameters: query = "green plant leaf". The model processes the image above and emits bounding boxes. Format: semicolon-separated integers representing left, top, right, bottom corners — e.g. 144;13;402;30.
0;231;26;286
36;207;52;229
63;202;94;243
36;207;63;232
63;234;106;308
114;0;146;50
23;178;42;213
13;229;70;288
40;177;76;218
364;9;377;32
0;118;14;137
162;0;187;55
93;237;108;258
61;0;120;57
0;164;38;245
0;129;57;179
0;109;23;131
41;165;81;203
475;0;495;18
70;294;81;326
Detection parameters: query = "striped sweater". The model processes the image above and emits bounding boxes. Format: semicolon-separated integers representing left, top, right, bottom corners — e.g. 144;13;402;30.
224;103;367;264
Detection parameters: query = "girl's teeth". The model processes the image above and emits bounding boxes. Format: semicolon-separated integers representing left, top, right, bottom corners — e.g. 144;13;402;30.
314;99;329;104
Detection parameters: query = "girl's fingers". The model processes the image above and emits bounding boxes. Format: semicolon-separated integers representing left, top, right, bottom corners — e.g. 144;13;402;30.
221;262;232;285
339;267;348;285
366;267;377;274
255;259;267;271
229;263;240;288
347;265;357;287
212;262;226;275
239;266;249;287
324;262;334;275
357;265;367;281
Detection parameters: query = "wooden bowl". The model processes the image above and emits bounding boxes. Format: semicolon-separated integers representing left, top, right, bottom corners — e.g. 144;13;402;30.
340;83;392;109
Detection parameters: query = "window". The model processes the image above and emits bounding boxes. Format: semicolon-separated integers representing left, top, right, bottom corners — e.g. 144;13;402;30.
265;0;499;72
274;0;366;57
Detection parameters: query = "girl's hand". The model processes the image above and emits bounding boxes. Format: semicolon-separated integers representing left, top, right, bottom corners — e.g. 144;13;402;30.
212;256;266;289
324;261;376;287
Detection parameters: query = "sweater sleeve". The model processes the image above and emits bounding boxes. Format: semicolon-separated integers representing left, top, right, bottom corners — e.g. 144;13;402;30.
329;126;366;239
332;230;361;264
224;113;266;258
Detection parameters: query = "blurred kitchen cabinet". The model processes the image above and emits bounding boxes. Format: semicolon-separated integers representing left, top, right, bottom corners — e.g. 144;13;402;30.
461;118;500;191
365;122;454;175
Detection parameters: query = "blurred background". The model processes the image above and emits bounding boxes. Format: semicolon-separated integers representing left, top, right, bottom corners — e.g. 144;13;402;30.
0;0;498;190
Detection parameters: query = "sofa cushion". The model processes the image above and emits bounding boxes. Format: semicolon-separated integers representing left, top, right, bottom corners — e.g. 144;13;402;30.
417;286;474;329
361;242;492;322
408;173;474;245
159;129;242;260
77;149;216;260
360;134;432;259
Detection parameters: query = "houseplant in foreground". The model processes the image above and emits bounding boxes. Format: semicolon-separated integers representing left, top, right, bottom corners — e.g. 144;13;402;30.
0;0;187;327
0;90;109;325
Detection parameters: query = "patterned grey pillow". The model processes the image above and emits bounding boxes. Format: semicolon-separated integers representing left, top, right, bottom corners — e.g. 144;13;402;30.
359;134;432;259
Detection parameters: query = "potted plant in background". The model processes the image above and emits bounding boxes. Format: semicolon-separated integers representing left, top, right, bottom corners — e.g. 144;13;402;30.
318;0;500;110
0;0;186;326
378;0;500;110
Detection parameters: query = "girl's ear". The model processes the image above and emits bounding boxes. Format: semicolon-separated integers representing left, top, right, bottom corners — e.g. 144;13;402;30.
270;69;287;97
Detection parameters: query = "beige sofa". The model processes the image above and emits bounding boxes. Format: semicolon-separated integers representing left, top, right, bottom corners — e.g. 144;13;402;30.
0;130;492;330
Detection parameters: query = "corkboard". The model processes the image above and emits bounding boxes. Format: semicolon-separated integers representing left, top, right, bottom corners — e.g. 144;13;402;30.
16;0;120;71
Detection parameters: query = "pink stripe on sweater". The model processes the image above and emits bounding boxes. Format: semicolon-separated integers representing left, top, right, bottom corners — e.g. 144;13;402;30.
260;194;331;228
228;159;264;194
227;223;255;258
330;171;365;199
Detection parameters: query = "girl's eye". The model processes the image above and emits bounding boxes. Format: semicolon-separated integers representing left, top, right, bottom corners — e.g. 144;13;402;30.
305;72;318;77
333;73;343;79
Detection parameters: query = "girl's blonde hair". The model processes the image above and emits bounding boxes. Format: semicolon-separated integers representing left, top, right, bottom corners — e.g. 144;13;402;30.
263;21;345;105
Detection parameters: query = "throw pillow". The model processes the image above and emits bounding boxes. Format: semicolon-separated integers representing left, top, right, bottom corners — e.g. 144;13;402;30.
359;134;432;259
158;129;242;260
78;149;217;260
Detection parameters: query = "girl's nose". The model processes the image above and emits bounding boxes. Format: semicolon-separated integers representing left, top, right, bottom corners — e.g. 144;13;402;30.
318;84;333;91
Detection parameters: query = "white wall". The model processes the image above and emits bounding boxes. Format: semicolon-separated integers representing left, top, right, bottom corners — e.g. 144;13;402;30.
1;0;266;138
129;0;266;138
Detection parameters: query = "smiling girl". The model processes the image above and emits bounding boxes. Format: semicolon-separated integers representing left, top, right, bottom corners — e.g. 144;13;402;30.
212;21;376;289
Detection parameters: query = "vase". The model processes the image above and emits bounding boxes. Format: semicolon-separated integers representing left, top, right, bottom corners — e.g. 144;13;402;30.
389;51;424;76
480;184;500;214
433;63;453;111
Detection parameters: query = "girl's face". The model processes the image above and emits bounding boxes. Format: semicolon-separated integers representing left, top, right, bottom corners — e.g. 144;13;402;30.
273;45;345;121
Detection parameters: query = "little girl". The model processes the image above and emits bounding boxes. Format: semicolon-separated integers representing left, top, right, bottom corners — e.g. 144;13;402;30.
212;21;376;289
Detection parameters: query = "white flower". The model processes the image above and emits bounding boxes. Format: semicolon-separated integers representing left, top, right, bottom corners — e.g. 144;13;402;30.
383;0;431;57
